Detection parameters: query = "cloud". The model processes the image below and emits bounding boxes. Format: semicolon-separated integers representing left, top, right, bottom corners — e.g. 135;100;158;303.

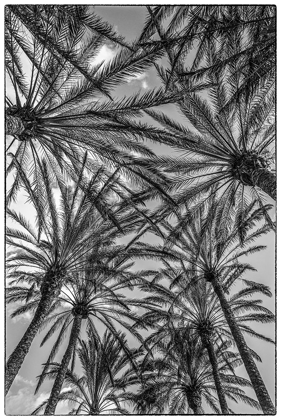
126;72;149;89
91;44;116;68
56;400;71;415
6;301;33;324
6;373;49;415
34;391;50;410
6;387;71;415
6;388;47;415
129;305;141;314
141;80;148;89
61;386;72;393
127;72;147;83
14;375;35;387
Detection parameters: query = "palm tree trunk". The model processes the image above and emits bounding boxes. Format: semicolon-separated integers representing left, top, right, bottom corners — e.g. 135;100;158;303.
187;392;202;414
211;276;275;414
254;168;276;201
6;115;25;136
5;285;58;395
191;403;201;414
201;335;229;414
44;315;82;415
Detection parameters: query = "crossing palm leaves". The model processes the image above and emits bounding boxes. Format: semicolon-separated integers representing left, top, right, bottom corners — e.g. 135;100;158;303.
5;5;275;415
32;330;139;415
133;274;272;413
5;157;149;394
33;263;154;414
135;6;275;218
149;196;275;414
144;71;275;218
178;6;276;109
137;6;275;108
124;325;260;414
6;4;185;203
5;5;133;76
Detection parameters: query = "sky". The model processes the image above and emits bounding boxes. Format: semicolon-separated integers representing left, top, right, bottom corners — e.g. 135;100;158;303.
4;3;277;417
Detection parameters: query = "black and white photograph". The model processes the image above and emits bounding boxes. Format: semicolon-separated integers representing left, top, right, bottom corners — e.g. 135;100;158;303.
5;4;276;415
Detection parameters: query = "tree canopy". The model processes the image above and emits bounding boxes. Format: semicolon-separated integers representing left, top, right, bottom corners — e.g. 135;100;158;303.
5;5;275;415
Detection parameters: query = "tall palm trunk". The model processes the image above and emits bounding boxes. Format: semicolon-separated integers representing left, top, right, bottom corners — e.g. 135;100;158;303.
254;168;276;201
187;391;202;414
5;279;60;395
44;315;82;415
189;401;201;414
201;335;229;414
6;115;25;136
192;404;201;415
211;276;275;414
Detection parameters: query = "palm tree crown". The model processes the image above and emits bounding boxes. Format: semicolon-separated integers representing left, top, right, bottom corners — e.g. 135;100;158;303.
6;157;149;394
33;330;138;415
133;6;275;221
5;5;275;415
125;324;260;414
148;196;275;414
6;5;185;203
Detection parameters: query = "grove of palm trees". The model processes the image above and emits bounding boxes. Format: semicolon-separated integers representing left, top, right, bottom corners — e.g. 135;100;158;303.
5;5;276;415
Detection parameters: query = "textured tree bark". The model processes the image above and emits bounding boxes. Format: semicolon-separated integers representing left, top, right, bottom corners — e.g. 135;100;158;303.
191;403;201;415
6;115;25;136
188;394;202;414
189;401;203;414
254;168;276;201
44;316;82;415
5;286;58;395
201;335;229;414
211;276;275;415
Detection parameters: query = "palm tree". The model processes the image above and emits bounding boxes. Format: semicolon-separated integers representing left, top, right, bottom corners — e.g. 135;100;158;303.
134;271;273;414
181;281;231;414
174;279;273;414
144;72;275;212
5;4;133;121
5;7;276;416
5;157;147;394
32;330;138;414
5;4;124;136
150;197;275;414
6;5;186;203
33;260;155;414
124;325;260;414
132;7;275;219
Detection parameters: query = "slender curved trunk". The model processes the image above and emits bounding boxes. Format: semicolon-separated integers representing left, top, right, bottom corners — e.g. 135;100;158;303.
253;168;276;201
211;276;275;414
201;335;229;414
5;285;58;395
44;315;82;415
6;115;25;136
